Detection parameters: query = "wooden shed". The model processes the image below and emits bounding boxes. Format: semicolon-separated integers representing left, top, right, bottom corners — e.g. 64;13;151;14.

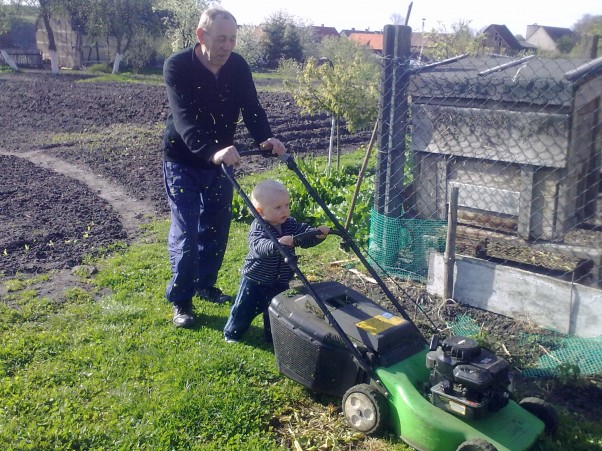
35;16;114;69
409;55;602;243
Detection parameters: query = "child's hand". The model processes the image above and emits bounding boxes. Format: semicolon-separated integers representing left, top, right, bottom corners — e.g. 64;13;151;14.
278;235;294;247
316;225;330;239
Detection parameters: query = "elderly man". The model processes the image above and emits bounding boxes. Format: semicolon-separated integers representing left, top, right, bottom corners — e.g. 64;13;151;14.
162;6;286;327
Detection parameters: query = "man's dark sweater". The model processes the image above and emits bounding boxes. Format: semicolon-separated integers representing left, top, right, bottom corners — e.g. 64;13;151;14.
162;45;272;169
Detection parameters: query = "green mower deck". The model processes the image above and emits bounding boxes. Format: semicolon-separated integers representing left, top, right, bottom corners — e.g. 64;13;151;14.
377;349;545;451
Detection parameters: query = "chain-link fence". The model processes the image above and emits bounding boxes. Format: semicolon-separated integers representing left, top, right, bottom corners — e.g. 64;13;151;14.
371;26;602;290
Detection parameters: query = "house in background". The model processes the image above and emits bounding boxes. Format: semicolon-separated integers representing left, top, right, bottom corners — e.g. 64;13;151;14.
308;25;339;40
482;24;528;56
346;30;437;60
340;28;381;37
347;31;384;54
525;25;576;52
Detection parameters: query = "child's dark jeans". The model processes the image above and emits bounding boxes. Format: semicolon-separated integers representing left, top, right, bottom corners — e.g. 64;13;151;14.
224;276;288;342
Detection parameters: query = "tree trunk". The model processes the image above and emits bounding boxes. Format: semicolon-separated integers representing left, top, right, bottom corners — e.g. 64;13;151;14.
336;116;340;171
111;35;129;74
112;53;123;74
40;5;59;74
0;49;19;71
327;115;335;176
49;49;59;74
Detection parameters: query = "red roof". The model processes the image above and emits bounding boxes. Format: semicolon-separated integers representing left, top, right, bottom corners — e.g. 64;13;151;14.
348;32;383;51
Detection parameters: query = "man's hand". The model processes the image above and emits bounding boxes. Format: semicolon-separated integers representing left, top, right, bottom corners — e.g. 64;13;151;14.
316;225;330;239
260;138;286;156
211;145;241;166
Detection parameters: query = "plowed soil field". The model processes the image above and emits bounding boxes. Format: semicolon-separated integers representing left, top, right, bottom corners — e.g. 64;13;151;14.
0;71;369;276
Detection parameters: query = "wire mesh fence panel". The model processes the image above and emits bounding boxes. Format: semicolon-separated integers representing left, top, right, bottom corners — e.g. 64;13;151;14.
372;25;602;290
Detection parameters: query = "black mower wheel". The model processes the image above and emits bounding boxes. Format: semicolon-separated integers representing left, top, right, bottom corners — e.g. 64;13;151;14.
342;383;388;435
456;439;498;450
519;397;559;435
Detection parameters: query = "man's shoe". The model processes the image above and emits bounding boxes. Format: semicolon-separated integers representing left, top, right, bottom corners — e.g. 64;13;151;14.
172;303;195;328
198;286;232;304
224;336;238;343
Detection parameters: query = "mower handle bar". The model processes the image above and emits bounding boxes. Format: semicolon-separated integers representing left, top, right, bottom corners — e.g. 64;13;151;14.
237;149;282;158
292;229;342;246
223;151;417;325
220;159;386;387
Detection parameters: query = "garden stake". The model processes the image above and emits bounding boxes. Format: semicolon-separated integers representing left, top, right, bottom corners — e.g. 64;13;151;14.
344;118;379;231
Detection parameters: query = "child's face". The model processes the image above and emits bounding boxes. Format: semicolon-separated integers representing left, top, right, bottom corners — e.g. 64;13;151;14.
259;191;290;226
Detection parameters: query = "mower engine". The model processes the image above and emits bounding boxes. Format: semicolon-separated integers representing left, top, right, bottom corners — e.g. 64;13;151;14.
426;335;510;420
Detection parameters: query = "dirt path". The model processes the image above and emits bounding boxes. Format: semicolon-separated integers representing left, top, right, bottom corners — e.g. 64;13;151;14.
0;148;157;238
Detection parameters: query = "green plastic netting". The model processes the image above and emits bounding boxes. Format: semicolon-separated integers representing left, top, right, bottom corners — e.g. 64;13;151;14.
368;211;601;378
447;314;602;377
368;209;447;282
447;314;483;337
520;335;602;378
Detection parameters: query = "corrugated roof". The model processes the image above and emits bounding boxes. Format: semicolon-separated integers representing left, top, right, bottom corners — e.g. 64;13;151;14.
410;55;596;106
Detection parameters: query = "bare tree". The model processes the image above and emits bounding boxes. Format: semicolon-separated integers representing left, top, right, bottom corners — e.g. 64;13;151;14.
389;13;404;25
423;20;485;60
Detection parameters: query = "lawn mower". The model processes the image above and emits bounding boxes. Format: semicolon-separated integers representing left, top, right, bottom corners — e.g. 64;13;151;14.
222;151;558;451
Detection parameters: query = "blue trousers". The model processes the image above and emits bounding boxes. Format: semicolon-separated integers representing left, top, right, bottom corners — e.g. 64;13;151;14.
224;276;288;342
163;161;233;305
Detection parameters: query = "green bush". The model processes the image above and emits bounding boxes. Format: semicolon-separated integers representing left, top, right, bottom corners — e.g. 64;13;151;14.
87;63;112;74
231;155;374;246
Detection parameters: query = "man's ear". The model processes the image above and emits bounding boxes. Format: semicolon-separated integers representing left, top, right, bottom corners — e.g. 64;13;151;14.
196;28;204;44
255;206;263;215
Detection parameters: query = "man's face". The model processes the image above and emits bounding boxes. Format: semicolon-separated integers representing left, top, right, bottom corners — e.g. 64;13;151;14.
198;16;237;70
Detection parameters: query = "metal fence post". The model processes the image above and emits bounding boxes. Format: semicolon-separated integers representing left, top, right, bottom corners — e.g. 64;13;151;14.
375;25;395;215
443;187;459;301
374;25;412;217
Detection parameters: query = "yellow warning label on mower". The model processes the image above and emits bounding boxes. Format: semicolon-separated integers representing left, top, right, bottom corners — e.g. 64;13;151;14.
356;313;405;334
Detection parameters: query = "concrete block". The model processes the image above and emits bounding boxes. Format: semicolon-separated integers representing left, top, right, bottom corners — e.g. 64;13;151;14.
427;253;602;338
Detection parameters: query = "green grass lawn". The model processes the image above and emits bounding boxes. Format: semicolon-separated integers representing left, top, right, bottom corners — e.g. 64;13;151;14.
0;220;368;450
0;166;410;451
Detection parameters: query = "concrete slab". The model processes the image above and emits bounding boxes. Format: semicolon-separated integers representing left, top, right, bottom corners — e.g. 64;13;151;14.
427;253;602;338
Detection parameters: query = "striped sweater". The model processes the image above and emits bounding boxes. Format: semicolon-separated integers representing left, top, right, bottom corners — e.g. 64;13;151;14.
242;217;324;284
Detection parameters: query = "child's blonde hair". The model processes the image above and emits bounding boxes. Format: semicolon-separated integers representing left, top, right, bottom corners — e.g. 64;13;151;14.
251;179;288;209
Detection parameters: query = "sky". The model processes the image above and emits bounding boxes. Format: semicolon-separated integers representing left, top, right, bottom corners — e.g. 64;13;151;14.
218;0;602;37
